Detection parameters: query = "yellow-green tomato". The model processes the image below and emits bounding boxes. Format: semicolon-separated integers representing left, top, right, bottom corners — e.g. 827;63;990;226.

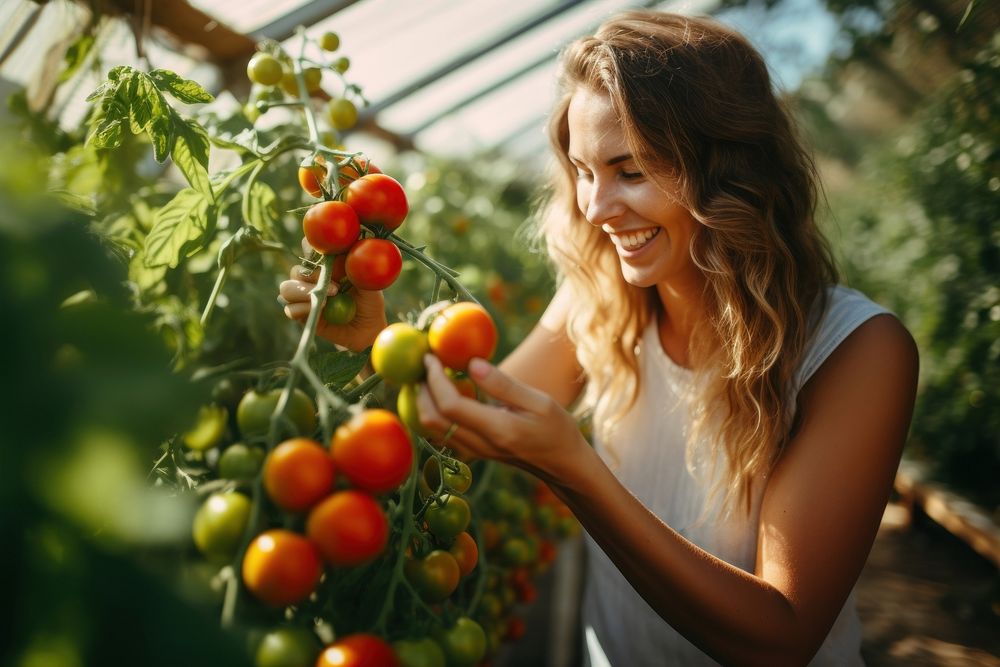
326;98;358;130
371;323;429;385
247;53;283;85
236;388;317;439
323;292;357;325
319;32;340;51
182;404;228;451
192;491;251;560
392;637;445;667
255;626;321;667
397;384;431;438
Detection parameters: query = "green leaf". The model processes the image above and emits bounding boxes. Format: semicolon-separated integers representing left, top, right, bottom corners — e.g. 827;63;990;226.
245;181;279;231
60;33;96;83
170;115;213;198
129;249;169;293
129;74;163;135
148;113;176;163
144;188;213;268
148;69;214;104
312;344;370;390
88;117;123;149
208;128;258;154
85;79;114;103
107;65;131;82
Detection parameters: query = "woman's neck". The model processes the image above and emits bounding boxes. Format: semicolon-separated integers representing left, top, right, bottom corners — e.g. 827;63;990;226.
654;275;707;369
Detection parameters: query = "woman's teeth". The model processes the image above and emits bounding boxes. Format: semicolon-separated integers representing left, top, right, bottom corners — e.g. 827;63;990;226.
614;228;660;251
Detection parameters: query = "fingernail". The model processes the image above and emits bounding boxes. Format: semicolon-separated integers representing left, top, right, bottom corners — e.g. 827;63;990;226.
469;358;491;379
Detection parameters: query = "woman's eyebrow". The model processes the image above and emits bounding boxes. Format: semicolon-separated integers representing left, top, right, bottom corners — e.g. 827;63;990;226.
567;153;633;165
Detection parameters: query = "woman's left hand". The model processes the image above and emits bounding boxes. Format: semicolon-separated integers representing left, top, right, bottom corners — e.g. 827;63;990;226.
416;354;588;482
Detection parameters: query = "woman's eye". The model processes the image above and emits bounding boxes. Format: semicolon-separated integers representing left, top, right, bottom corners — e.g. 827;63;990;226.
621;170;643;180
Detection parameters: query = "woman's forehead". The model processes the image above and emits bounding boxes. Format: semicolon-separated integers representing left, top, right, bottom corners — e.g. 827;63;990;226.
566;89;628;160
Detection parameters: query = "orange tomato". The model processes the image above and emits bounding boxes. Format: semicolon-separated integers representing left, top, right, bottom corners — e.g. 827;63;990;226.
299;156;327;198
263;438;335;512
448;531;479;577
307;490;389;567
428;302;498;372
242;529;323;607
331;409;413;494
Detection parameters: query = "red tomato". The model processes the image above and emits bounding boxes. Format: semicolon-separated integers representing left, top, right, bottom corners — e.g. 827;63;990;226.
307;490;388;566
427;302;498;372
331;409;413;493
345;238;402;290
242;529;323;607
263;438;335;512
344;173;408;230
317;634;399;667
303;201;360;255
504;616;526;642
448;531;479;577
331;253;348;283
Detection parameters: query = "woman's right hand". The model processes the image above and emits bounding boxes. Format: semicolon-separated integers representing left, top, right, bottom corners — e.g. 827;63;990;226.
279;240;387;352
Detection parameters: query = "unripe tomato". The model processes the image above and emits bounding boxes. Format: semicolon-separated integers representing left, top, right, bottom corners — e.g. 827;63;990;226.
345;238;402;290
319;31;340;51
317;634;398;667
263;438;335;512
422;457;472;494
448;531;479;577
303;201;360;255
255;626;321;667
218;443;265;481
298;157;327;198
192;491;251;560
280;68;299;96
404;550;460;602
344;174;408;230
333;56;350;73
427;302;498;372
397;384;431;438
323;292;356;325
307;490;388;566
435;618;486;667
182;404;228;451
303;67;323;93
327;98;358;131
392;638;445;667
242;529;322;607
247;53;283;86
331;409;412;493
371;323;429;385
425;494;471;542
236;388;318;439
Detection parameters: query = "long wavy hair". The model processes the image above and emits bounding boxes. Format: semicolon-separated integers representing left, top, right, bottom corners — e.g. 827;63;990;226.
538;10;839;514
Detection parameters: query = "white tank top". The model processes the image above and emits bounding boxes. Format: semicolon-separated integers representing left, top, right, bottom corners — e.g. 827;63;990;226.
582;285;892;666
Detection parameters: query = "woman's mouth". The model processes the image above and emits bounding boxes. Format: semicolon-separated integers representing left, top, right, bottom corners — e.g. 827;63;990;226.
611;227;661;253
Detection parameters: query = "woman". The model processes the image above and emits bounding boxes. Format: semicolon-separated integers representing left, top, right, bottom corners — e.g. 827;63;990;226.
281;11;918;665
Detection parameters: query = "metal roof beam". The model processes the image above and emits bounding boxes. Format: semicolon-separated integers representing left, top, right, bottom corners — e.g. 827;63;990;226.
250;0;364;42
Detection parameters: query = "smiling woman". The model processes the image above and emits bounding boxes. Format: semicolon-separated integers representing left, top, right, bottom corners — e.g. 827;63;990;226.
287;9;919;666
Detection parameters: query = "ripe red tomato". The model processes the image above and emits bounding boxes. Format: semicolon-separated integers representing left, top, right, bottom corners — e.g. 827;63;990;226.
299;156;327;198
331;409;413;493
427;302;498;372
263;438;335;512
317;634;399;667
448;531;479;577
371;323;429;385
404;550;461;602
306;490;388;566
242;529;323;607
344;173;408;230
303;201;360;255
345;238;402;290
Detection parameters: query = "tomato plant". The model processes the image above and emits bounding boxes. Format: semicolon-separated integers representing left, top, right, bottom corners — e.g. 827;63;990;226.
263;438;335;511
242;529;323;607
345;238;403;290
391;638;445;667
423;457;472;494
303;201;361;255
435;618;486;667
344;174;409;231
371;323;429;385
428;302;498;372
307;490;389;566
331;409;413;494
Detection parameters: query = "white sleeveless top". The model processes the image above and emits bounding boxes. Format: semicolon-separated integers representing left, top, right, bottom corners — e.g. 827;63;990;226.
582;286;892;666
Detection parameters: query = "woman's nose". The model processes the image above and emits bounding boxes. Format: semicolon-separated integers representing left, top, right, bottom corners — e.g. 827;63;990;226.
583;178;624;227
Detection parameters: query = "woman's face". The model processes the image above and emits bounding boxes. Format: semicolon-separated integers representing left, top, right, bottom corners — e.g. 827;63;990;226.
567;87;701;289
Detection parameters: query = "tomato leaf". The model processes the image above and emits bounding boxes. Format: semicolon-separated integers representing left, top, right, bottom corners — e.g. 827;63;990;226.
245;181;279;231
148;113;176;163
144;188;213;268
129;74;163;134
312;341;370;389
88;117;123;149
149;69;214;105
170;115;213;199
60;33;96;84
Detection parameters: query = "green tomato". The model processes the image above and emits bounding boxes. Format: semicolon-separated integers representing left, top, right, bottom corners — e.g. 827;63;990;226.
319;31;340;52
392;638;445;667
326;97;358;131
192;491;251;560
425;494;471;542
303;67;323;93
371;323;429;385
398;384;432;439
436;618;486;667
218;443;265;481
182;404;228;451
323;292;357;325
333;56;350;73
247;53;283;86
255;626;321;667
501;537;532;566
423;457;472;494
236;388;317;439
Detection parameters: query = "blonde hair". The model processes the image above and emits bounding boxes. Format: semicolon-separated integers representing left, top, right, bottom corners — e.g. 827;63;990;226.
538;11;839;513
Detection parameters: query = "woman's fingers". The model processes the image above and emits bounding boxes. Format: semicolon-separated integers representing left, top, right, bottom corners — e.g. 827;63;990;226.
279;279;337;304
283;302;311;321
290;264;319;283
466;357;552;413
